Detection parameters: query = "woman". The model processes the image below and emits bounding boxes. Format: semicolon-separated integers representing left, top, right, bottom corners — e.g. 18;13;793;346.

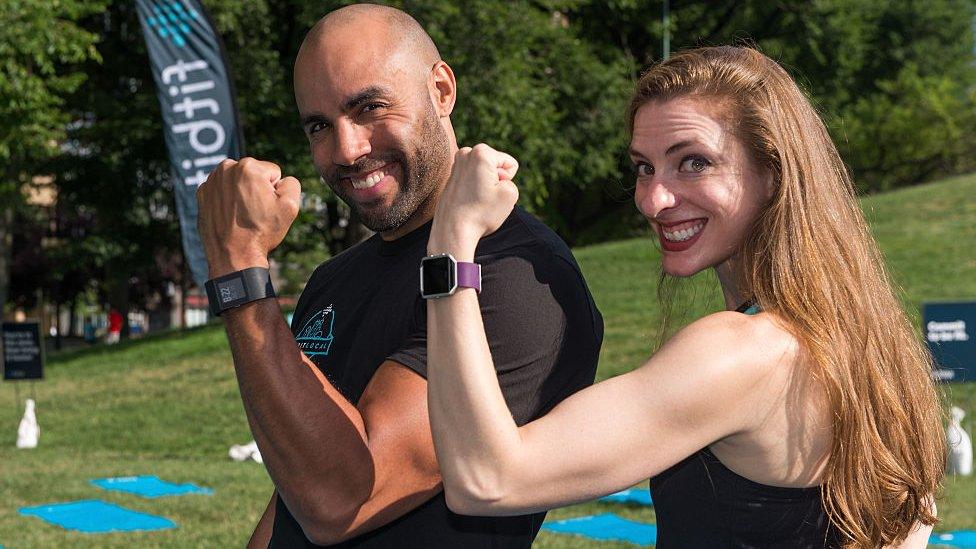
424;47;945;548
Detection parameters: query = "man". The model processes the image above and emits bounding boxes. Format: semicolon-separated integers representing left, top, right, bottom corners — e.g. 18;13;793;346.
196;5;603;547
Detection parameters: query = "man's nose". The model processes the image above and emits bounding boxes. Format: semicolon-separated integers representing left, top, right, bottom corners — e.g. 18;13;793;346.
332;121;371;166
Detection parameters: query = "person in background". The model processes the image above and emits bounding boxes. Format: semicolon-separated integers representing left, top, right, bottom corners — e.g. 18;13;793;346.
424;46;945;548
106;308;122;345
83;317;96;345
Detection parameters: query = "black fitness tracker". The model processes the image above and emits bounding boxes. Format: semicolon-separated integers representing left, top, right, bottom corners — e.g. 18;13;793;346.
205;267;275;316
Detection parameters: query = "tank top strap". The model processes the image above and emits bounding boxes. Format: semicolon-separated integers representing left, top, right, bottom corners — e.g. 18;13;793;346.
734;299;761;316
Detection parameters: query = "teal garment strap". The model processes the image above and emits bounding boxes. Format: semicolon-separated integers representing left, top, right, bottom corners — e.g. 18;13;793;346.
735;299;761;316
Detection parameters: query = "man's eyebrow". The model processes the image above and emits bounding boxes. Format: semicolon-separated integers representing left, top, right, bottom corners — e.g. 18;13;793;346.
299;86;395;130
342;86;392;111
300;112;329;130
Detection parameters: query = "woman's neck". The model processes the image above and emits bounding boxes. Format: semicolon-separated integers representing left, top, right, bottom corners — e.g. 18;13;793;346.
714;260;746;311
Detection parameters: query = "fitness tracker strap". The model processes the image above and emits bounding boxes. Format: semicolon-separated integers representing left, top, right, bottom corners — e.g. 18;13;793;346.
456;261;481;292
205;267;276;316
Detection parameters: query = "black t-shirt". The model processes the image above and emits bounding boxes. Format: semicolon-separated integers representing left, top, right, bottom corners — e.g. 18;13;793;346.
269;207;604;548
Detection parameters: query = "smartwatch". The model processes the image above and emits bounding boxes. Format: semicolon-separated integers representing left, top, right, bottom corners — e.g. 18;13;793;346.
420;253;481;299
205;267;276;316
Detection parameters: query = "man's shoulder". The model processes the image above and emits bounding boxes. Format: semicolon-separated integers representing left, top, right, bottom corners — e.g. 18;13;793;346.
480;207;581;271
476;208;603;336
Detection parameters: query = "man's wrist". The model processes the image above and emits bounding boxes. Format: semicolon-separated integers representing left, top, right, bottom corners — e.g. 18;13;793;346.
208;255;271;280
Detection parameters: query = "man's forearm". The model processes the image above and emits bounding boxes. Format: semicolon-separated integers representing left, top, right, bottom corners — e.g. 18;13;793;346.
247;492;277;549
223;298;372;539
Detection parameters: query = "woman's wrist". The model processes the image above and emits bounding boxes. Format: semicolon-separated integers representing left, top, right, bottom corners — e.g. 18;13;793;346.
428;225;479;261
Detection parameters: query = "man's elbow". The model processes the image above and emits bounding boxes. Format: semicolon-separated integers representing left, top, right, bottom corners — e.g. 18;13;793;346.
300;504;362;546
291;484;371;546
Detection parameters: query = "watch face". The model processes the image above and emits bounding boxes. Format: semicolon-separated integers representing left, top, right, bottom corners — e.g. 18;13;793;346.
217;277;247;304
421;255;456;298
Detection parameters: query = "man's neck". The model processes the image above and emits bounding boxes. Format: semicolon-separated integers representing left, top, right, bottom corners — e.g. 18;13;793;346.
378;183;443;242
379;210;435;241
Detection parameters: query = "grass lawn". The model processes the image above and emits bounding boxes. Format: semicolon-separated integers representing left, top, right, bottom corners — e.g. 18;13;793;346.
2;174;975;547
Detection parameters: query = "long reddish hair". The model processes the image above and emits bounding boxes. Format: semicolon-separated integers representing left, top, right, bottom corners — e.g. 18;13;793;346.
631;46;945;547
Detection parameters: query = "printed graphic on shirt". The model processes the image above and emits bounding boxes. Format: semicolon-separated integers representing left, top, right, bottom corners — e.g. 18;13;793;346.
295;305;335;356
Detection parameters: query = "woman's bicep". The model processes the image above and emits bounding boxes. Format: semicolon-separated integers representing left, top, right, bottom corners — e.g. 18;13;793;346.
493;324;760;513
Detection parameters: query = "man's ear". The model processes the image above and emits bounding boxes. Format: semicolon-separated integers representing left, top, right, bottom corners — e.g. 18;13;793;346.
429;60;456;117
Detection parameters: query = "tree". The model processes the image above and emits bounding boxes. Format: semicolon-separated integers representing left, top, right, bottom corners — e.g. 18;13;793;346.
565;0;976;192
0;0;106;319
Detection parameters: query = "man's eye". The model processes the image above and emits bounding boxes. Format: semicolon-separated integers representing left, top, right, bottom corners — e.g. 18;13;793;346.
307;122;330;135
679;155;710;173
362;103;385;114
634;162;654;177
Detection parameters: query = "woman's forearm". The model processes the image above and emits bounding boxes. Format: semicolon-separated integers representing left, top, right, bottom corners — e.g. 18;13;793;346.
425;235;525;513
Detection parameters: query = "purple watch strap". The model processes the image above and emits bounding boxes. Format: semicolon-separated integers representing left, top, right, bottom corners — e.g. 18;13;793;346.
456;261;482;293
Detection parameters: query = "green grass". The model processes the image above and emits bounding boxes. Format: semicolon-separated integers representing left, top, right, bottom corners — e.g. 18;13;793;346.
2;174;975;547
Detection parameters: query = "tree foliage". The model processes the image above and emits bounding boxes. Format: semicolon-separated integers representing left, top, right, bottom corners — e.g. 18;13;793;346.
0;0;106;318
6;0;976;318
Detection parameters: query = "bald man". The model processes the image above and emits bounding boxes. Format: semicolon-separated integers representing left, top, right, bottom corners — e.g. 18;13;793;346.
197;5;602;548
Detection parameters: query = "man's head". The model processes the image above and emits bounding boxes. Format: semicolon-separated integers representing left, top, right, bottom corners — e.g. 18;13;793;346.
294;4;458;239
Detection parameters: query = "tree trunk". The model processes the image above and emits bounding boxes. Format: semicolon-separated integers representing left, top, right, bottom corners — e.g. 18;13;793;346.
0;205;12;322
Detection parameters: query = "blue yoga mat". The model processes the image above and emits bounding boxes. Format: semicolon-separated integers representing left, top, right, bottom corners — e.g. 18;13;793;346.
931;531;976;548
600;488;653;506
543;513;657;546
19;500;175;533
90;475;213;498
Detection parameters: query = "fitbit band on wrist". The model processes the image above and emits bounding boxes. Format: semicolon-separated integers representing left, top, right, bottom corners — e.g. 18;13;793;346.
420;253;481;299
205;267;276;316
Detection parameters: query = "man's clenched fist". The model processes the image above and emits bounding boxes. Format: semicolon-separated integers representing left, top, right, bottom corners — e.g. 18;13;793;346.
196;157;301;279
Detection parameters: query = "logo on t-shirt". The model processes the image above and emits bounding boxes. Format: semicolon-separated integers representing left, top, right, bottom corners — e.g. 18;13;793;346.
295;305;335;356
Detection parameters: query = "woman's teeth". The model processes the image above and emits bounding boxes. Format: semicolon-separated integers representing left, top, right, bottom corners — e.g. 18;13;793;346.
352;170;385;189
663;222;704;242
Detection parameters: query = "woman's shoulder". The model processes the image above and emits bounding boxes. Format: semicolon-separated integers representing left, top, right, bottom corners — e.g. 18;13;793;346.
661;309;802;382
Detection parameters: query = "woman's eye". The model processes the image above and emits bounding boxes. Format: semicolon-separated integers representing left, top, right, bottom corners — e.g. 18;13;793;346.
679;155;710;173
634;163;654;177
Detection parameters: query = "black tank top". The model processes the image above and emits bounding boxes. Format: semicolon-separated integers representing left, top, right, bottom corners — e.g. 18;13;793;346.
649;447;841;548
647;301;842;548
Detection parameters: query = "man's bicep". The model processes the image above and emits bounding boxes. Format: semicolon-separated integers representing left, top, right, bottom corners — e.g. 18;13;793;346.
357;361;438;477
333;361;440;540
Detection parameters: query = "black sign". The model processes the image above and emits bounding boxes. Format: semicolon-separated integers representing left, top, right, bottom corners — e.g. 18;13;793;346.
3;322;44;381
136;0;244;288
925;302;976;383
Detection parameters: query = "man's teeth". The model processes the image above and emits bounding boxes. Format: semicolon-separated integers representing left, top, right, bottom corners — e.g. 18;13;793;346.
663;222;704;242
352;170;385;189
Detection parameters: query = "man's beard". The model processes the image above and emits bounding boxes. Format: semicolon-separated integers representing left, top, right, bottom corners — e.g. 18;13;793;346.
325;105;451;234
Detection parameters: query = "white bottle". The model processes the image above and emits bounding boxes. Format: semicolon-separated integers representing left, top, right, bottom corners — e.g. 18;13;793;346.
16;398;39;449
947;406;973;476
228;440;263;464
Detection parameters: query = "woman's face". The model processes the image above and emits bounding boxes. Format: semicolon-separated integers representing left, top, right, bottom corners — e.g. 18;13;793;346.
631;97;772;277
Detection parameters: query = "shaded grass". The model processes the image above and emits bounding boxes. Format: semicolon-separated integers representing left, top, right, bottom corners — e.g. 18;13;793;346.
1;174;975;547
